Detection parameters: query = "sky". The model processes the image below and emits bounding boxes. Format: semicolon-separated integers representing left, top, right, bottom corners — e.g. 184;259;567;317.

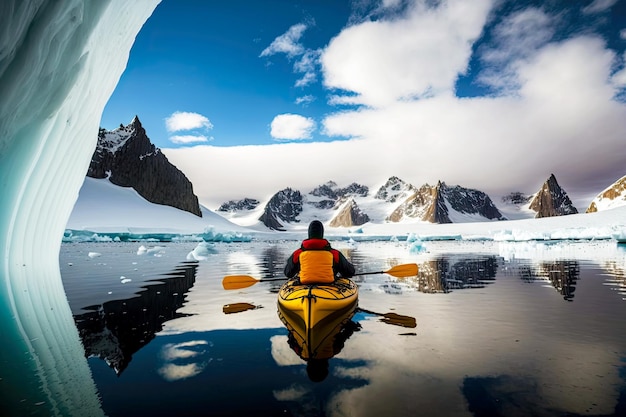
100;0;626;210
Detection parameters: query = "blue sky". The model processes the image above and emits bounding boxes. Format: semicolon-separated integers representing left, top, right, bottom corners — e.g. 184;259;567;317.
101;0;626;209
101;0;356;146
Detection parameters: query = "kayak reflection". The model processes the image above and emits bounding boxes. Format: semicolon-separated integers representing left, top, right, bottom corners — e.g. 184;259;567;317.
278;300;360;382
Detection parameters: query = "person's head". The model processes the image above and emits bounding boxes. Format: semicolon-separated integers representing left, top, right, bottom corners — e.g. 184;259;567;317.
306;359;329;382
308;220;324;239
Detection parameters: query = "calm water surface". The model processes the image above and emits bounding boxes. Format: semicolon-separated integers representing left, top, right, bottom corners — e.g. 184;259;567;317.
59;240;626;417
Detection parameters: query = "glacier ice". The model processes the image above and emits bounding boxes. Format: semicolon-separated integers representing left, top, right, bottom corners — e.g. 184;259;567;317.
0;1;160;415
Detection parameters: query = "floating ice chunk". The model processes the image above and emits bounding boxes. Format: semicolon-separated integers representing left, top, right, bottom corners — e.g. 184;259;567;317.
198;226;252;243
137;245;165;256
88;252;101;258
186;242;217;261
613;229;626;243
408;238;427;253
120;276;132;284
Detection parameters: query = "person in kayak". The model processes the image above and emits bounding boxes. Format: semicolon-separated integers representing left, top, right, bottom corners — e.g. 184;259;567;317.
284;220;355;284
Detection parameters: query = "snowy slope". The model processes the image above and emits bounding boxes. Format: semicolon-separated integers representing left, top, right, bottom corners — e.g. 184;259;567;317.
66;177;250;235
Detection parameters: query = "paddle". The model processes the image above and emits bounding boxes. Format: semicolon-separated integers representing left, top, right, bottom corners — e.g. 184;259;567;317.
353;263;418;278
221;263;419;290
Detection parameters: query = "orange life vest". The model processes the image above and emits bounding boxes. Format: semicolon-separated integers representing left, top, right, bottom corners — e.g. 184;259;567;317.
292;238;339;284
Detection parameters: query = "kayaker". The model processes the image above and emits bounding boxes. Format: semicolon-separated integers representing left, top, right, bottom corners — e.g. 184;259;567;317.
284;220;355;283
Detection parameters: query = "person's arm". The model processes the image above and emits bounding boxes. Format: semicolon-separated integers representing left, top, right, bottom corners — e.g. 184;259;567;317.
284;252;300;278
335;252;355;278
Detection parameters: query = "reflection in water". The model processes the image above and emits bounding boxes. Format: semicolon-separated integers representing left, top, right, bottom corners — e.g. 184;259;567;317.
515;260;580;301
259;245;287;279
56;241;626;416
602;260;626;300
278;302;360;382
73;262;198;375
223;302;263;314
405;256;498;293
463;373;626;417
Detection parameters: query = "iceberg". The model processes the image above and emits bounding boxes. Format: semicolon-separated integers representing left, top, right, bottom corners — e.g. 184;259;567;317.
0;1;160;415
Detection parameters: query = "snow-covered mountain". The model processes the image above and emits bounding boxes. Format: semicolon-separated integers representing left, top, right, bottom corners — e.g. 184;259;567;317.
217;173;593;231
224;178;506;230
586;174;626;213
388;181;506;223
66;172;626;243
89;116;202;217
71;120;625;235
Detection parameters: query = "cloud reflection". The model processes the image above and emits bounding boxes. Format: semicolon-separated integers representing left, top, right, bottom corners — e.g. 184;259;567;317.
158;340;210;382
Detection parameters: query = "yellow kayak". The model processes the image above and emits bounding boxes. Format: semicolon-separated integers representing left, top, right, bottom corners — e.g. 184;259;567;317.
278;291;357;360
277;277;358;330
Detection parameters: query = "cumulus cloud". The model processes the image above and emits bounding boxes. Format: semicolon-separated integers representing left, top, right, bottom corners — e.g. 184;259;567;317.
321;0;492;107
165;111;213;132
260;23;308;58
270;114;316;140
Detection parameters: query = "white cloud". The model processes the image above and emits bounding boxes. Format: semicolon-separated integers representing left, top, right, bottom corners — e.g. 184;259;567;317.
260;23;307;58
170;135;211;145
321;0;493;107
270;113;316;140
165;111;213;132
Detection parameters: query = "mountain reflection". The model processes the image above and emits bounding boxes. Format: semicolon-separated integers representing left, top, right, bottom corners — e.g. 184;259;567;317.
602;260;626;301
406;256;498;293
517;260;579;301
73;261;198;375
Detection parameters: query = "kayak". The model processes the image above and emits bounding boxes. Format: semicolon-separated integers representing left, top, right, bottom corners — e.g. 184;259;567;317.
277;277;358;330
277;283;358;360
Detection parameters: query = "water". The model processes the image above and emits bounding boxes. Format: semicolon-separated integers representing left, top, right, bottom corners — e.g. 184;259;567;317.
59;240;626;417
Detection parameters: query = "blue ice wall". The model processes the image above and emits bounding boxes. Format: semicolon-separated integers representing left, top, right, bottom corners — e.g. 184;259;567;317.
0;1;160;415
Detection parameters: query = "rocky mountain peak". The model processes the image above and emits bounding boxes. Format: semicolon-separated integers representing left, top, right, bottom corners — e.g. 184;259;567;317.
501;192;531;205
87;117;202;217
310;181;369;199
257;188;303;231
218;198;260;212
388;182;505;224
328;198;370;227
374;176;416;203
528;173;578;218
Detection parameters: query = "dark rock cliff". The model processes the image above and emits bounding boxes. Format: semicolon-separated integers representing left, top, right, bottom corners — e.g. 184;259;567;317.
528;174;578;218
258;188;303;230
88;116;202;217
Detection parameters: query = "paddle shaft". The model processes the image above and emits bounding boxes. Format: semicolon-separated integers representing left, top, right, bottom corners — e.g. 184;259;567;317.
222;263;418;290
